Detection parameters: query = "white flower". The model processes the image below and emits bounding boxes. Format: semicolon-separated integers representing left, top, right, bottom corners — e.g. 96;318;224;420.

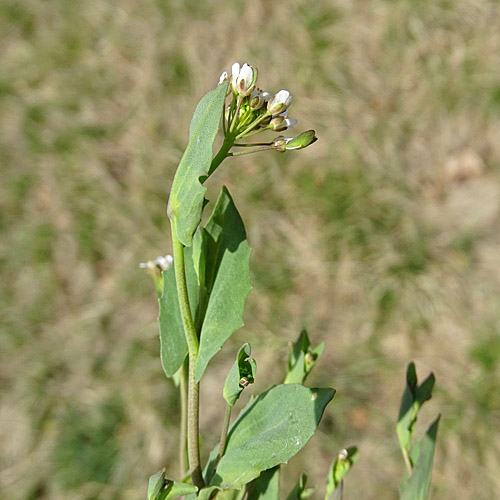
267;90;293;115
270;115;298;132
154;254;173;271
139;254;173;272
231;62;257;96
218;71;228;85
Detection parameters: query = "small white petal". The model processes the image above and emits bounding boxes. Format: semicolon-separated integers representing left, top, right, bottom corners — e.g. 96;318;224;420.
260;91;271;101
231;62;240;90
285;118;298;130
231;62;240;76
275;90;291;104
240;63;253;84
154;254;173;271
219;71;228;85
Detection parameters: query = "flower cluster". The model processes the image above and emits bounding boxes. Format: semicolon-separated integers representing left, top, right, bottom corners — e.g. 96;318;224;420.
218;62;317;154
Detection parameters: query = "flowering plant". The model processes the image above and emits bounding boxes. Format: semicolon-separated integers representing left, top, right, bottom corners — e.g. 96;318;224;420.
143;63;439;500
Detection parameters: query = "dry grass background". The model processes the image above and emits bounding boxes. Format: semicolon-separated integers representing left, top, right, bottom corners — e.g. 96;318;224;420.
1;0;500;499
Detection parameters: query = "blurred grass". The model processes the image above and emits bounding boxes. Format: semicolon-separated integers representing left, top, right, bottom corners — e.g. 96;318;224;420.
1;1;500;499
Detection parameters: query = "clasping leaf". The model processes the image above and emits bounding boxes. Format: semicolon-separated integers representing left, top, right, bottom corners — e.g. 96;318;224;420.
168;83;228;247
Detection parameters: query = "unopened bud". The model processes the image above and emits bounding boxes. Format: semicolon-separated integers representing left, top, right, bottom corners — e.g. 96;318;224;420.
305;352;315;364
239;377;250;388
272;136;293;153
270;116;298;132
284;130;317;150
250;90;271;110
268;90;292;116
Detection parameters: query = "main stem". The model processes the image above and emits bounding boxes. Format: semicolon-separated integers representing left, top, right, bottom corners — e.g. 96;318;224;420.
178;360;188;478
171;221;205;489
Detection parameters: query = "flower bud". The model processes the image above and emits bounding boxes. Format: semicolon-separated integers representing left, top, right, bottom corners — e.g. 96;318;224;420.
267;90;292;116
284;130;317;150
250;89;271;110
272;136;293;153
231;62;258;97
270;116;298;132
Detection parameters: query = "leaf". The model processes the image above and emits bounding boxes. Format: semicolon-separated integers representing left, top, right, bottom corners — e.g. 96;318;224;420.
400;416;440;500
147;470;197;500
284;330;325;384
247;467;280;500
167;83;228;247
158;247;199;377
324;447;359;500
210;384;335;489
195;187;252;381
286;473;314;500
397;362;435;457
223;343;257;407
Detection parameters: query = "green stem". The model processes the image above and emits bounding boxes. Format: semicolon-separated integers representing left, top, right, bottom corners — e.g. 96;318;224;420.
208;134;236;176
229;97;243;134
229;146;275;156
171;221;205;489
233;141;273;147
235;112;270;139
178;360;188;479
217;403;232;464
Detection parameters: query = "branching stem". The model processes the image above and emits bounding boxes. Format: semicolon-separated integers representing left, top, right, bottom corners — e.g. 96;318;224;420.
217;403;232;465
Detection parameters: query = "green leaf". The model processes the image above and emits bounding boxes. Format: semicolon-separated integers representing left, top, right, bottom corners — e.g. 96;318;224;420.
158;247;199;377
147;470;197;500
247;467;280;500
397;363;436;461
284;330;325;384
168;83;228;247
400;416;440;500
286;473;314;500
324;447;359;500
210;384;335;489
223;343;257;407
195;187;252;381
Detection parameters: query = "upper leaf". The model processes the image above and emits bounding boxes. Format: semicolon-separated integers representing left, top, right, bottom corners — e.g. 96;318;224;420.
195;187;252;381
284;330;325;384
168;83;228;246
400;416;440;500
147;470;197;500
397;362;435;456
324;447;359;500
210;384;335;489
